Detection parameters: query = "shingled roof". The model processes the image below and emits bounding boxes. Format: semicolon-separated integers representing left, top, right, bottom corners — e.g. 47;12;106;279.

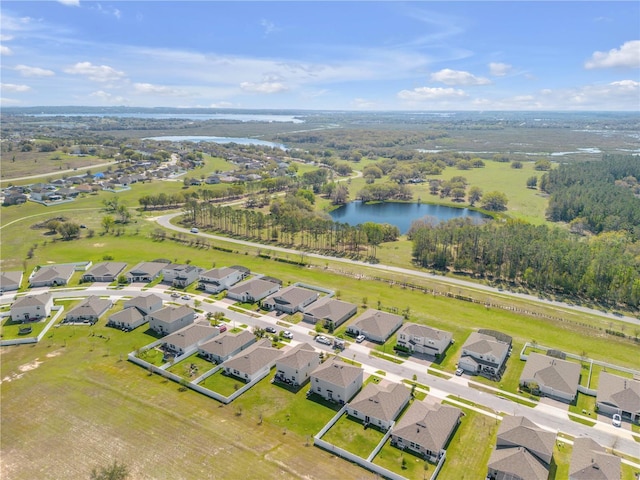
348;381;410;424
569;437;621;480
597;372;640;415
223;339;282;376
277;342;319;370
392;401;462;453
520;352;581;398
311;358;363;388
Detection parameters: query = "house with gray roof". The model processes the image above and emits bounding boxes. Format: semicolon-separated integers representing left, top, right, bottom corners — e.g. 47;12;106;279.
519;352;581;403
64;296;112;324
0;271;23;293
148;305;195;336
596;372;640;423
29;264;75;287
198;266;247;294
222;339;282;383
303;297;357;330
226;278;280;303
347;381;411;431
108;307;147;331
162;322;219;356
123;293;163;316
569;437;621;480
458;331;511;380
391;400;462;462
346;309;403;343
125;261;166;283
309;357;363;404
161;264;202;288
10;292;53;322
198;330;256;364
275;342;321;387
396;323;453;357
262;285;319;314
82;262;127;283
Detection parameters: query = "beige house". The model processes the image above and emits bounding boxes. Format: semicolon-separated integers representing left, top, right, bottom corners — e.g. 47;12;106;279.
222;339;282;383
302;297;357;330
125;261;166;283
198;266;247;294
10;292;53;322
161;264;202;288
29;264;75;287
458;331;511;380
262;285;319;314
519;352;580;403
108;293;163;331
0;271;23;293
274;342;321;387
596;372;640;423
82;262;127;283
198;330;256;364
396;323;453;357
346;309;403;343
391;401;462;462
123;294;163;316
347;381;411;431
148;305;195;336
309;358;363;405
64;296;112;324
162;323;219;356
226;278;280;303
569;437;621;480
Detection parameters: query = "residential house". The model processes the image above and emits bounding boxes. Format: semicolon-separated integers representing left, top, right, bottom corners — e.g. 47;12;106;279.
82;262;127;283
347;381;411;431
29;264;75;287
123;293;163;316
198;266;248;294
302;297;357;330
458;331;511;380
487;416;555;480
0;271;23;293
64;296;112;324
162;322;219;356
309;358;364;404
596;372;640;423
222;339;282;383
346;309;403;343
107;307;147;331
274;342;321;387
391;401;462;462
569;437;621;480
3;192;27;206
10;292;54;322
226;278;280;303
198;330;256;364
519;352;581;403
262;285;319;314
148;305;195;336
396;323;453;357
125;261;167;283
161;264;202;288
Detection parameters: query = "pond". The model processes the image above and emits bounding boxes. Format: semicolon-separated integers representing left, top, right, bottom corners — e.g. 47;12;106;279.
143;135;286;149
328;201;489;234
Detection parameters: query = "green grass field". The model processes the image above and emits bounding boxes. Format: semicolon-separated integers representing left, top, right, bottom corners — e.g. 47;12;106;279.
322;413;385;458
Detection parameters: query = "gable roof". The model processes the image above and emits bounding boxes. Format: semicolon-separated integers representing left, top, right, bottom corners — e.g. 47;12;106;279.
392;401;462;453
228;278;279;298
304;298;357;323
569;437;621;480
397;323;452;343
311;358;363;388
223;339;282;375
149;305;194;324
497;416;555;463
277;342;319;370
109;307;145;326
349;309;403;338
11;292;52;309
596;372;640;414
488;446;549;480
83;262;127;279
200;266;241;280
199;330;255;358
520;352;581;397
66;295;111;317
124;293;163;310
462;331;510;359
348;381;410;423
0;271;23;288
163;323;218;350
265;285;317;306
126;261;166;277
30;264;75;284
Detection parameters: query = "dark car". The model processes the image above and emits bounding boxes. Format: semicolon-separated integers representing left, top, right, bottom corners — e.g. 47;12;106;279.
265;326;277;334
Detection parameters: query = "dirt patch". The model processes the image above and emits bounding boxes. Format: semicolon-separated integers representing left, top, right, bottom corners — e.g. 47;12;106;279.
19;358;43;372
46;349;64;358
92;243;106;247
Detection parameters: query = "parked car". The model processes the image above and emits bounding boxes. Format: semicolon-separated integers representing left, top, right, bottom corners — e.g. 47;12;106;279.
455;368;464;376
355;334;366;343
612;413;622;427
265;326;276;334
190;227;199;233
217;324;227;333
171;292;180;298
283;330;293;339
316;335;331;345
181;295;191;300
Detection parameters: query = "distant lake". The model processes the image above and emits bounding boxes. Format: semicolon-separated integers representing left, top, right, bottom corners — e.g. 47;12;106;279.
143;135;286;149
329;201;489;234
28;113;304;123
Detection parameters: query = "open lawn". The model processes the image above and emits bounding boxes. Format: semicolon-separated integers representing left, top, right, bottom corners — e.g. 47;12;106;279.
198;369;244;397
373;440;431;480
322;413;385;458
1;316;50;340
166;353;216;380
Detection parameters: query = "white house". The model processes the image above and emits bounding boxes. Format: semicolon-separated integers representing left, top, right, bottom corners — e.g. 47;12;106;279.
107;308;147;331
29;264;75;287
396;323;453;357
82;262;127;283
123;293;163;316
10;292;54;322
227;278;281;303
222;339;282;383
125;262;166;283
346;309;403;343
274;342;321;387
148;305;195;336
161;264;202;288
458;331;511;380
0;271;23;293
198;330;256;364
198;266;248;294
519;352;580;403
64;296;112;324
162;323;219;356
596;372;640;423
347;381;411;431
309;358;363;405
302;298;357;330
262;285;319;314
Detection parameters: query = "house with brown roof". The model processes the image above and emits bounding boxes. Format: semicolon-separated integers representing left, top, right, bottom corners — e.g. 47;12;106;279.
596;372;640;423
29;264;75;287
309;357;363;404
226;278;280;303
302;297;357;330
222;339;282;383
396;323;453;357
64;296;112;324
125;261;166;283
519;352;581;403
346;309;403;343
458;331;511;380
82;262;127;283
262;285;319;314
10;292;53;322
391;400;462;462
0;271;23;293
569;437;621;480
347;381;411;431
487;416;555;480
148;305;195;336
275;342;321;387
198;330;256;364
198;266;248;294
162;322;219;356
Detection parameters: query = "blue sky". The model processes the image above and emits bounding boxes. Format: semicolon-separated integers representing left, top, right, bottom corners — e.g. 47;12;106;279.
1;1;639;110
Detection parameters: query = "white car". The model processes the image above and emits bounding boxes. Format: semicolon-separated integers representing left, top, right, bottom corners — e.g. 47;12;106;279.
190;227;199;233
315;335;331;345
282;330;293;339
455;368;464;376
612;413;622;427
355;334;366;343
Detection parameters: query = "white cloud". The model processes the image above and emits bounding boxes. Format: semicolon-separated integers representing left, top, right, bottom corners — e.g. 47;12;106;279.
1;83;31;92
260;19;279;36
133;83;185;96
430;69;491;86
489;62;512;77
64;62;126;82
15;64;55;77
240;81;288;94
1;45;13;56
57;0;80;6
397;86;467;102
90;90;127;104
0;34;14;41
209;101;234;108
585;40;640;69
351;98;376;109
